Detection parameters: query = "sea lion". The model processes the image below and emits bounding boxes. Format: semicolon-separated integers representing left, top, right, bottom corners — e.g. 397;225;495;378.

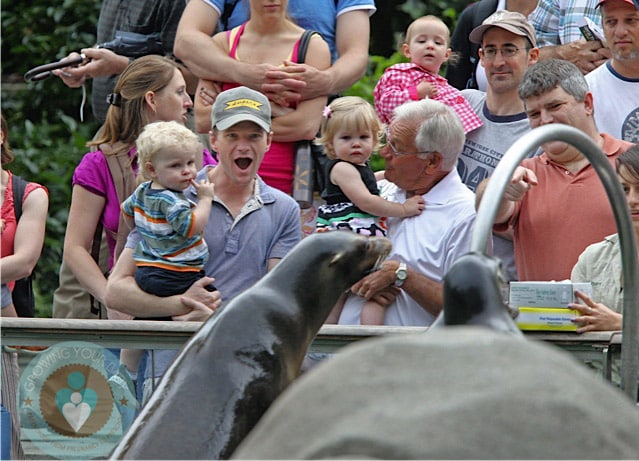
430;252;522;336
110;231;391;460
231;328;639;459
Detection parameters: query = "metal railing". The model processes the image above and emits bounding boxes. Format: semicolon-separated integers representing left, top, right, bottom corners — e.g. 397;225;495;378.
0;316;627;459
1;317;623;377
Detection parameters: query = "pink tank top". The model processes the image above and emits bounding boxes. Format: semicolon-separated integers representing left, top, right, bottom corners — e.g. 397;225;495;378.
223;22;304;195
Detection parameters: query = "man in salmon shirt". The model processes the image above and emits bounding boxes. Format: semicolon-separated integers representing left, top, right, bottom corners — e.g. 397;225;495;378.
477;58;634;282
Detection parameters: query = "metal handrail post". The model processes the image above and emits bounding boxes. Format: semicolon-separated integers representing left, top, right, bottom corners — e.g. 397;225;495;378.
472;123;638;400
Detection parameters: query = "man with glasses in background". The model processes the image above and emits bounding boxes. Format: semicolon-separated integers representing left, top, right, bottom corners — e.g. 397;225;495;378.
336;98;477;327
457;11;540;282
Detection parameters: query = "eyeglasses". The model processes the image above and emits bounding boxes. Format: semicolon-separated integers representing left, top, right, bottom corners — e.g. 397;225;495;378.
481;46;524;60
382;128;437;157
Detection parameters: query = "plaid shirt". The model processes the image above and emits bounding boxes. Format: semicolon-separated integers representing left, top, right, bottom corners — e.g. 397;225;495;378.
93;0;185;122
529;0;603;46
374;63;482;134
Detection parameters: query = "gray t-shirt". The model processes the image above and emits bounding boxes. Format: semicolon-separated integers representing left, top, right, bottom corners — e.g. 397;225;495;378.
457;89;533;281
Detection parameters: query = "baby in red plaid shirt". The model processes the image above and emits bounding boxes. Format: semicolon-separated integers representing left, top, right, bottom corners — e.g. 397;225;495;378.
374;15;482;135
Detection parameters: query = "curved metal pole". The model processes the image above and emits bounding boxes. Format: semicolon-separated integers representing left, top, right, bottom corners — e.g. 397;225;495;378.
473;123;638;401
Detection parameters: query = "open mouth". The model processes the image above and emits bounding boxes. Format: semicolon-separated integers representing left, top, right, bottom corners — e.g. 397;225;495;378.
364;237;393;274
235;158;253;170
372;252;387;271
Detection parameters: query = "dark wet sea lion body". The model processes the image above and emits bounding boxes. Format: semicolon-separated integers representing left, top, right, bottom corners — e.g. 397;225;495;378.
231;328;639;459
110;231;391;460
431;252;522;336
231;251;639;459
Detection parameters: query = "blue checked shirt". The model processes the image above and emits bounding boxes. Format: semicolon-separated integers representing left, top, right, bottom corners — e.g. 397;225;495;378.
529;0;603;46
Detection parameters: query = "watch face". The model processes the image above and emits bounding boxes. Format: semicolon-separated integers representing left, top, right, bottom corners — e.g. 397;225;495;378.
395;264;407;286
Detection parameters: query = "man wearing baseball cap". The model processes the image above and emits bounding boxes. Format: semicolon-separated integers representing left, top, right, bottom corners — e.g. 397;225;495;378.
211;85;272;133
106;86;301;400
586;0;639;142
457;10;540;281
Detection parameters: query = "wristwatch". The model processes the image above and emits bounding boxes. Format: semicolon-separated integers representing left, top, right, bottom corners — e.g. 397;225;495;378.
394;263;408;287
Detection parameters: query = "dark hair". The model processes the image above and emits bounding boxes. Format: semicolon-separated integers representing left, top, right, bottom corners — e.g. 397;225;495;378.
616;144;639;180
1;112;14;165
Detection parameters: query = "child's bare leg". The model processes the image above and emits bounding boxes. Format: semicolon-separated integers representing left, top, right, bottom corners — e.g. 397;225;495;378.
360;300;387;325
120;348;143;375
325;292;348;324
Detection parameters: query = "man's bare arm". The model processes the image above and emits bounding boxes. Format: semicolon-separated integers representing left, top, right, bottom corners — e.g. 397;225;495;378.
105;247;219;320
261;9;371;102
351;260;443;318
174;0;221;78
174;0;244;80
326;9;371;94
537;39;610;74
476;166;538;224
401;268;444;318
174;0;286;89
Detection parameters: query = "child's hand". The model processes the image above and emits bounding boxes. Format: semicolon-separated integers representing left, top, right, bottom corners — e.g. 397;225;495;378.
417;81;438;99
401;195;426;217
192;178;215;201
0;218;5;233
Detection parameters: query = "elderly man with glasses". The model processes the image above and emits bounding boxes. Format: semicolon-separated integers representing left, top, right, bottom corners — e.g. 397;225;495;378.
337;98;478;327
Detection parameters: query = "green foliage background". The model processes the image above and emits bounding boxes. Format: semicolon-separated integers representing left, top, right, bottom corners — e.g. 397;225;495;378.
1;0;468;317
2;0;102;317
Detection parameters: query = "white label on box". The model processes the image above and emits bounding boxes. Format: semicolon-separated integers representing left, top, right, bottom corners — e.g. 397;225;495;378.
509;282;593;308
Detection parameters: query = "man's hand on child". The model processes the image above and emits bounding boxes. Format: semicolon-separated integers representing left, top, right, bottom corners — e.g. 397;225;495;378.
176;276;221;322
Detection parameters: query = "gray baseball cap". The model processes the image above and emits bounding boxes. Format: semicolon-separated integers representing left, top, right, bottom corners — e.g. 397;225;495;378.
469;10;537;47
211;86;271;132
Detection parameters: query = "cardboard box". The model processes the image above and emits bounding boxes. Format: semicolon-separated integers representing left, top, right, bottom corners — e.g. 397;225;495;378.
516;307;580;331
509;281;593;331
